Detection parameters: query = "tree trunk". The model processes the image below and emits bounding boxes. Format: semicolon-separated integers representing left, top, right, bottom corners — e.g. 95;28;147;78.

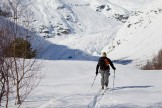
16;82;21;104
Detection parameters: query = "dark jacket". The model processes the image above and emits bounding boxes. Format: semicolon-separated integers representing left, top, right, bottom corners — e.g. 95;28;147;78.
96;57;116;74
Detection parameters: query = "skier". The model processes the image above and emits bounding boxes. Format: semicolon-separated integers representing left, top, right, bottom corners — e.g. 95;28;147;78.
96;52;116;89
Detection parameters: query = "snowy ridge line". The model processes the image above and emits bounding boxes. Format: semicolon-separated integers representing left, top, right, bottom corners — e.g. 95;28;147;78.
106;0;129;13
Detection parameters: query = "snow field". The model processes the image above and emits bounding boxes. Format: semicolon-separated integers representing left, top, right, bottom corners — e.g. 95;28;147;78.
10;60;162;108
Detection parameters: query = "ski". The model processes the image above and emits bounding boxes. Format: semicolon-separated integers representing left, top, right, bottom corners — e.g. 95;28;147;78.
101;88;109;95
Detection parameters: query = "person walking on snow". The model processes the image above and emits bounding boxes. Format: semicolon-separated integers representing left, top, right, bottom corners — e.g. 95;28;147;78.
96;52;116;89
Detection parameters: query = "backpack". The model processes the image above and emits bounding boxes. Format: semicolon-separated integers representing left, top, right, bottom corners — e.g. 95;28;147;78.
98;57;110;69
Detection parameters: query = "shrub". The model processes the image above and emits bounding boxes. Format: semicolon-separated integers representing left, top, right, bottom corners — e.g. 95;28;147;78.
142;49;162;70
4;38;36;59
0;9;11;17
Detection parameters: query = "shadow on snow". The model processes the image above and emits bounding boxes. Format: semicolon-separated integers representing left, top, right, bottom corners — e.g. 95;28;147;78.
113;59;133;65
113;85;154;90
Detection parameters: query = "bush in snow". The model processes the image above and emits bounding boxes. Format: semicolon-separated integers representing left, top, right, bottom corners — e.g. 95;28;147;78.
4;38;36;59
142;49;162;70
0;9;11;17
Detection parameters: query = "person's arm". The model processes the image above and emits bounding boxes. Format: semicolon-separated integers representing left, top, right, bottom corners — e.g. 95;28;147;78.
96;63;99;75
108;58;116;70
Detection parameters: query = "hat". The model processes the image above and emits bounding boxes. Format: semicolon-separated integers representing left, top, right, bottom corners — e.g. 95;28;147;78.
102;52;107;57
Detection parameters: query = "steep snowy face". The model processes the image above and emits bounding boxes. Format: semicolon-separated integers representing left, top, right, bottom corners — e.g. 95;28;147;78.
28;0;131;38
106;0;162;63
1;0;151;38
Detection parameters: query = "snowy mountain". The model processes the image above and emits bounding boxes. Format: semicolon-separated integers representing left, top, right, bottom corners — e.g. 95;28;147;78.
26;0;156;37
0;0;162;62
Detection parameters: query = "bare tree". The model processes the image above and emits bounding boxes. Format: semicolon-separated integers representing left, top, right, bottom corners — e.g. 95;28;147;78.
0;26;14;108
0;58;10;108
0;55;8;107
0;0;43;107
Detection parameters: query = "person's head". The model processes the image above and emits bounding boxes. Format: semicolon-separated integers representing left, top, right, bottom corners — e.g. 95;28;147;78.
102;52;107;57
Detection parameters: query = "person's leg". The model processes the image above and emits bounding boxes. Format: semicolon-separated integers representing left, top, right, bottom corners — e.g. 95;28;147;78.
104;70;110;87
99;70;104;89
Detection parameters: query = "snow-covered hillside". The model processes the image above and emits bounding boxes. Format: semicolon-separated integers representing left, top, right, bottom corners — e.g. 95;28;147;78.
27;0;127;37
1;0;161;64
106;0;162;65
28;0;154;35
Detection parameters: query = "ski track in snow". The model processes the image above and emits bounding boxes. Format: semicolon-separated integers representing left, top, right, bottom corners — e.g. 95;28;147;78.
87;89;103;108
39;86;114;108
87;88;115;108
38;88;112;108
94;89;108;108
38;87;117;108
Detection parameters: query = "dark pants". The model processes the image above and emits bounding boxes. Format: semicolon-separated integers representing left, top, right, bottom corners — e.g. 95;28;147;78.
99;69;110;87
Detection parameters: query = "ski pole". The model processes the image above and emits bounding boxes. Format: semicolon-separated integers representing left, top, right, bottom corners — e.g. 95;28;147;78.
113;70;115;91
91;75;97;88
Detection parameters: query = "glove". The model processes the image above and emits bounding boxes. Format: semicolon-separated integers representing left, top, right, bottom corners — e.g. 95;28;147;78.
96;71;98;75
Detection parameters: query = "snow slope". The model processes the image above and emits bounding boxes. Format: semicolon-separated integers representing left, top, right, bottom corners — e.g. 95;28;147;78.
104;1;162;64
8;60;162;108
27;0;124;36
